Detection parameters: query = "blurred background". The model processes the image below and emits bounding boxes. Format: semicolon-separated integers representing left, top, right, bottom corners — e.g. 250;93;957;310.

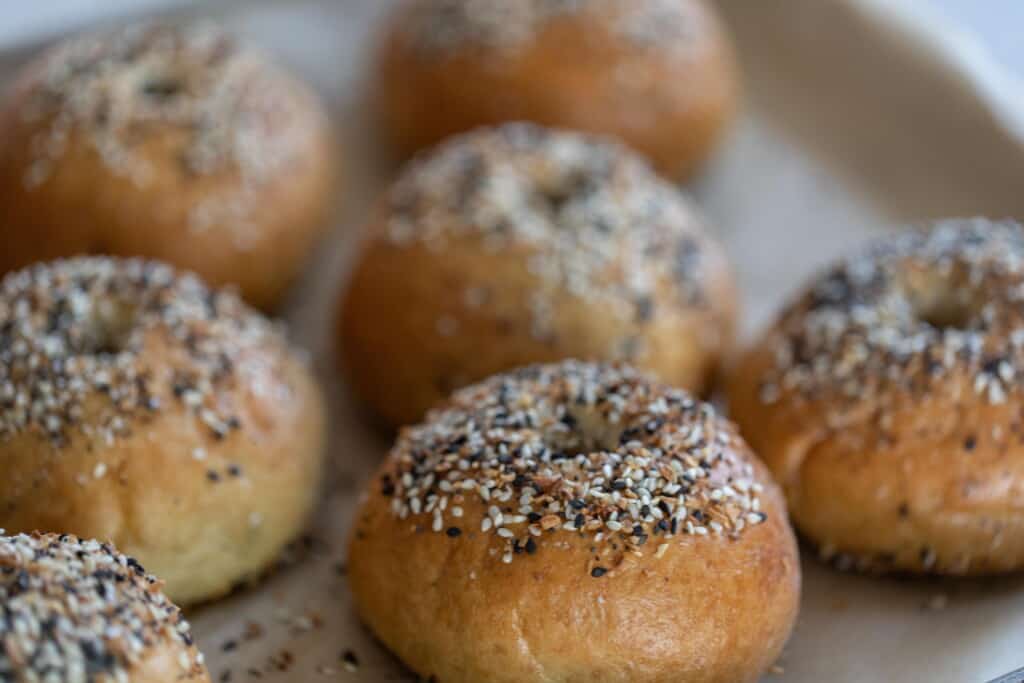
3;0;1024;82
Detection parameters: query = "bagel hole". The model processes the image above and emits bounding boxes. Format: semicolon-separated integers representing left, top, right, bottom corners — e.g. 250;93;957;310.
82;299;137;356
907;286;975;331
897;263;980;332
142;78;183;98
138;67;187;100
550;407;624;456
535;171;597;217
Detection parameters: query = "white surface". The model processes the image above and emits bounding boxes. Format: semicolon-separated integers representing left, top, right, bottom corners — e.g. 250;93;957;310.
0;0;189;47
862;0;1024;144
925;0;1024;78
2;1;1024;682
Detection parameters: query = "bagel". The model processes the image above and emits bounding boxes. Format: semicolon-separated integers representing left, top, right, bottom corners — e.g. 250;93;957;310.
729;218;1024;575
373;0;739;179
349;360;800;683
0;257;326;605
340;123;737;427
0;21;336;309
0;532;209;682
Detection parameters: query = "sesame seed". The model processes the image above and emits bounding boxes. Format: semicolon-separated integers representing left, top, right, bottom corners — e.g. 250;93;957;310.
375;361;768;574
0;257;281;448
757;219;1024;413
340;650;359;672
435;316;459;337
384;124;713;341
21;22;318;241
402;0;702;58
0;532;202;680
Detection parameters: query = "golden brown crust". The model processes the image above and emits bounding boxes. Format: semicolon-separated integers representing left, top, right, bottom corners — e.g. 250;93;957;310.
0;21;335;310
349;361;800;682
0;258;326;605
373;0;738;179
0;532;210;682
339;124;737;427
728;219;1024;575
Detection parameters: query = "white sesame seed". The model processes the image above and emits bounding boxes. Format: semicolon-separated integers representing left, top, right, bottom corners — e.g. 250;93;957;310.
378;361;769;570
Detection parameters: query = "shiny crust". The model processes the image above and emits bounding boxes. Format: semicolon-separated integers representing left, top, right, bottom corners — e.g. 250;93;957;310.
339;124;737;427
729;219;1024;574
0;22;336;310
373;0;738;179
349;361;800;682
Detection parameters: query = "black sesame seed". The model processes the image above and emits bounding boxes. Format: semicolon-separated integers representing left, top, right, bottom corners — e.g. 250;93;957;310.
445;527;462;538
634;296;655;323
372;360;770;576
591;566;607;578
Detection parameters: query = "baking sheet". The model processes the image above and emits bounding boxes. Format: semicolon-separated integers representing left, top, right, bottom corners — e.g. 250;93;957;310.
4;1;1024;680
